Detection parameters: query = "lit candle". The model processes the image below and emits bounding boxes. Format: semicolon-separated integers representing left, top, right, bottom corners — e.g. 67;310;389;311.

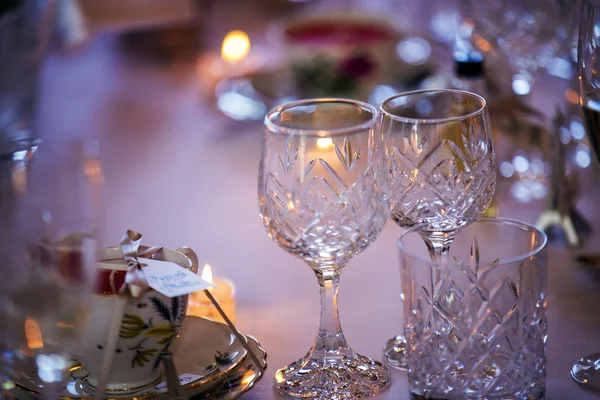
187;264;236;323
196;30;263;96
221;30;251;65
307;136;338;166
316;138;333;149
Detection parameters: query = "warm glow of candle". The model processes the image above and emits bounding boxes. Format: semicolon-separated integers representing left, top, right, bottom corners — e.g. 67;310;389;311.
188;263;236;323
25;317;44;349
201;263;213;285
565;88;579;105
316;138;334;149
221;30;251;63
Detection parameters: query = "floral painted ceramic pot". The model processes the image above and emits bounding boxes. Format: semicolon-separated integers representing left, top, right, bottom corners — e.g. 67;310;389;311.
73;246;198;393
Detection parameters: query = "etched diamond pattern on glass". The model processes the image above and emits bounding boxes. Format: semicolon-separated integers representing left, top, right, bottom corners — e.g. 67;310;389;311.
399;219;547;399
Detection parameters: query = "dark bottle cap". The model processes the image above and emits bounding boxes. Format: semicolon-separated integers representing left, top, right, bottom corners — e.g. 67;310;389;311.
453;50;484;77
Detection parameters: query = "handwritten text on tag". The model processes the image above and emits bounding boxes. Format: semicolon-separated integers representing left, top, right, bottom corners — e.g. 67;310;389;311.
142;259;213;297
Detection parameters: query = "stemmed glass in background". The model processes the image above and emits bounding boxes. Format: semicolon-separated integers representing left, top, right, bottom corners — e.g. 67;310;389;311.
571;0;600;391
379;89;497;368
577;0;600;165
469;0;578;96
0;138;101;397
258;99;390;398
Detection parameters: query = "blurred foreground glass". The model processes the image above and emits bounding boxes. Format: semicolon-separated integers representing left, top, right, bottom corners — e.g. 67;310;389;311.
258;99;390;398
0;138;101;397
399;218;547;400
0;0;53;154
571;0;600;391
380;89;496;368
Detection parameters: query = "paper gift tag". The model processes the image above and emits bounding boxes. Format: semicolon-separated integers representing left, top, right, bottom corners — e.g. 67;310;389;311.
142;259;213;297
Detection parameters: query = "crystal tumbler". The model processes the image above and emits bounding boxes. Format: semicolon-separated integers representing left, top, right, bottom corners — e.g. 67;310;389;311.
399;217;547;400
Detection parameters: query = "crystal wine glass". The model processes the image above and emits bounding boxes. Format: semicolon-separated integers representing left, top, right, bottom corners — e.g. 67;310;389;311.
0;137;101;397
258;99;390;398
469;0;578;95
571;0;600;391
379;89;497;369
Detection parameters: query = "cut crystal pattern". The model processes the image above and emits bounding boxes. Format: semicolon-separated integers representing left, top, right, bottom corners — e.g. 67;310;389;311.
260;136;388;269
387;121;496;231
405;239;546;399
278;136;299;176
260;101;390;399
335;136;360;172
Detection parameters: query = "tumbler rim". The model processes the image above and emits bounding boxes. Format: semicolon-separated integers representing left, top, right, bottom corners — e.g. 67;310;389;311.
397;217;547;266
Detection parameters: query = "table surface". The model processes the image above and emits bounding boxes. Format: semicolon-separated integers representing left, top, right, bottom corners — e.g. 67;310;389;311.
37;18;600;400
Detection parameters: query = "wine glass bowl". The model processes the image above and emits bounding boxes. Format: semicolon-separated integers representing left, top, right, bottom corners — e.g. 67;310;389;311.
258;99;390;398
260;101;388;270
381;89;496;233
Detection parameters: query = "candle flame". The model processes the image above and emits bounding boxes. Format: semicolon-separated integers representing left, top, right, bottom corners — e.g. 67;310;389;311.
201;263;214;285
222;30;251;63
25;317;44;349
316;138;333;149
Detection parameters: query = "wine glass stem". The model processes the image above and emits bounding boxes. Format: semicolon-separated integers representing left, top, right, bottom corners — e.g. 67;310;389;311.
314;268;348;357
420;231;456;264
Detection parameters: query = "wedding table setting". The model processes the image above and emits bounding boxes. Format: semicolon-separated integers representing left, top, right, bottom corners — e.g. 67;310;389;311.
2;0;600;399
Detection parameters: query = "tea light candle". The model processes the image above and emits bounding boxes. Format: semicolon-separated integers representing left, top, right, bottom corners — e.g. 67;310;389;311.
196;30;263;96
305;137;339;168
187;264;236;323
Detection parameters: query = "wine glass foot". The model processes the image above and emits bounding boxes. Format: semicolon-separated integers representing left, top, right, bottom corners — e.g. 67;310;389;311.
274;350;390;399
571;353;600;393
383;335;407;370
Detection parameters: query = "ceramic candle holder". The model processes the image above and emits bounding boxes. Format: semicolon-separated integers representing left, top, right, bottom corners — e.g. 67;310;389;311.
73;246;198;394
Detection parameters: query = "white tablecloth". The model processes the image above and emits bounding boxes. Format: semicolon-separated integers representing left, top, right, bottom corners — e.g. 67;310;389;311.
37;34;600;400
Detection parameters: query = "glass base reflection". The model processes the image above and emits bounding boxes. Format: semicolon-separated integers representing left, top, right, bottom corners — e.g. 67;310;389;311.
383;335;407;371
274;347;390;399
571;353;600;394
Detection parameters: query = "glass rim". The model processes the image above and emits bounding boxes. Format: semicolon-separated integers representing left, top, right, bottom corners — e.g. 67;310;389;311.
397;217;548;266
379;89;487;125
264;98;378;137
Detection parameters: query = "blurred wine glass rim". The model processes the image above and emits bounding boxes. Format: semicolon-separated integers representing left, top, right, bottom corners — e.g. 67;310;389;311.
380;89;487;125
264;98;378;137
